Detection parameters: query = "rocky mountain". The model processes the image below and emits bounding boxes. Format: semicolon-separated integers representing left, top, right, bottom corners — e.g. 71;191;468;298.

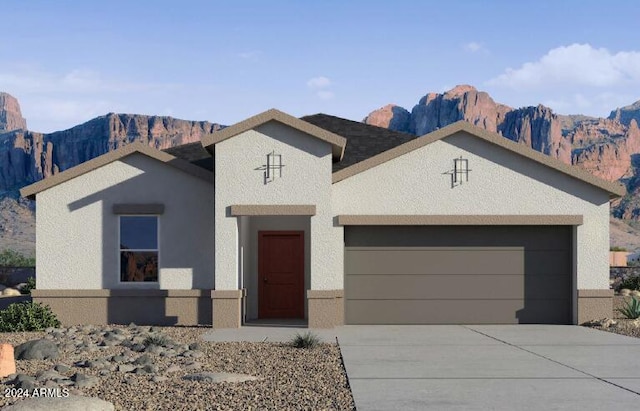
0;93;224;254
4;88;640;254
0;105;223;193
365;85;640;249
365;85;571;163
609;100;640;127
0;93;27;132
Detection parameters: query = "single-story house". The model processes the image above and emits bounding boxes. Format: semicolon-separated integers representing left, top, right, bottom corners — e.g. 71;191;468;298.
20;109;626;327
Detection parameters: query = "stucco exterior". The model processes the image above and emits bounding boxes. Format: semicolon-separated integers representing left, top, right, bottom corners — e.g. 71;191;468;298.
214;121;343;292
23;112;621;327
35;153;215;290
332;131;611;294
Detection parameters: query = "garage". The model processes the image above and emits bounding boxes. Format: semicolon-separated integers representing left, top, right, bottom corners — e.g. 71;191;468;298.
344;225;572;324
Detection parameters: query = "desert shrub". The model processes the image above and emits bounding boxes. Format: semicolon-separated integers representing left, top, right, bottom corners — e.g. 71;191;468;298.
0;249;35;267
143;334;170;347
0;302;60;332
619;275;640;291
20;277;36;295
290;331;321;349
617;297;640;319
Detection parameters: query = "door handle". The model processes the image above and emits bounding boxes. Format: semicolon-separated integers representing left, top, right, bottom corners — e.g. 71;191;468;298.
263;277;267;283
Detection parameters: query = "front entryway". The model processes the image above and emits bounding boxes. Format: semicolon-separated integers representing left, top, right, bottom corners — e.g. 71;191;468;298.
258;231;305;319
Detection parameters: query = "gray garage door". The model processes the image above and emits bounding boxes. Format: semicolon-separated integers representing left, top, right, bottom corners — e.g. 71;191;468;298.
344;225;572;324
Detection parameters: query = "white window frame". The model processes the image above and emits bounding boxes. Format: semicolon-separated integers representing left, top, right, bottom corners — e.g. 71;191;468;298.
117;215;160;285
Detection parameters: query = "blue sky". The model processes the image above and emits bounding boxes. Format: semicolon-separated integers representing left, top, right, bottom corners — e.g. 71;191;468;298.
2;0;640;132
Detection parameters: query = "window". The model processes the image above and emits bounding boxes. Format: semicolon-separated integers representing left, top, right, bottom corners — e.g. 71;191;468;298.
119;216;159;282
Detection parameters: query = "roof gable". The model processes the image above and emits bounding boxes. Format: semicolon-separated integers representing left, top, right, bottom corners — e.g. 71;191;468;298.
201;109;346;160
332;120;626;198
20;142;213;199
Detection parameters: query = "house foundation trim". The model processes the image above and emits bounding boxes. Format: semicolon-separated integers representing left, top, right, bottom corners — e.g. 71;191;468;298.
211;289;245;328
337;215;584;226
577;289;614;324
31;289;213;325
307;289;344;328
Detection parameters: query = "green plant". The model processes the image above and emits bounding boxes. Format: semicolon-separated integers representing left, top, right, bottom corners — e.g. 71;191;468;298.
0;302;60;332
0;249;35;267
617;297;640;319
290;331;321;349
20;277;35;295
143;334;170;347
619;275;640;291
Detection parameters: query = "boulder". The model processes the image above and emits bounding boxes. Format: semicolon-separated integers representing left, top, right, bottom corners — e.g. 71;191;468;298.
14;339;59;360
2;288;21;297
0;344;16;377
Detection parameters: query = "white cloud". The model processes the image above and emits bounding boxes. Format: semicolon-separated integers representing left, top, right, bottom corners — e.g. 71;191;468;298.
487;43;640;89
307;76;331;89
0;64;181;94
317;90;334;100
463;42;487;53
23;97;122;132
0;64;184;131
238;51;261;60
306;76;334;100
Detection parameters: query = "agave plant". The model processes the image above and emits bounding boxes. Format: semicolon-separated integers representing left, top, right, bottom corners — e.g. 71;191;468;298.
617;297;640;319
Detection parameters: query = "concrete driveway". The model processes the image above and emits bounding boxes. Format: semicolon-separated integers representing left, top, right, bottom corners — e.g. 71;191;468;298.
337;325;640;410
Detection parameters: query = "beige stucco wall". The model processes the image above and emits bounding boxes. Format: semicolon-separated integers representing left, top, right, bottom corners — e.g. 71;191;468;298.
36;153;215;290
332;131;612;291
214;121;342;292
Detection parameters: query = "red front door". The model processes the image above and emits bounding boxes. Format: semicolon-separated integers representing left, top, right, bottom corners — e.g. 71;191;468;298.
258;231;305;319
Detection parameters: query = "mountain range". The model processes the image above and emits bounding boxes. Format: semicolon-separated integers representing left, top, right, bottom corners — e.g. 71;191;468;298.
2;87;640;255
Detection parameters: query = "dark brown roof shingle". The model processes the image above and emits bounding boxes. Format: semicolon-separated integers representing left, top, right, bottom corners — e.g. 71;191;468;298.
300;113;417;172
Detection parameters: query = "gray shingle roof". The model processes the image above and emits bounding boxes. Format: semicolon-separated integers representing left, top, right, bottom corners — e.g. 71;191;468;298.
161;113;417;173
300;114;417;172
162;142;213;171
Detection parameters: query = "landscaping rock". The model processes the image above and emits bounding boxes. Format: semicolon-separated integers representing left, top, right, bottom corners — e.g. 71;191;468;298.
14;339;59;360
2;396;115;411
117;364;135;373
0;344;16;378
133;354;152;365
183;372;260;383
71;372;100;389
54;364;71;374
584;318;617;328
2;288;21;297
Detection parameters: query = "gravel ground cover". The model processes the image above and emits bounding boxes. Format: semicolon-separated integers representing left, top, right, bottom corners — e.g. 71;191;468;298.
0;325;355;410
583;295;640;339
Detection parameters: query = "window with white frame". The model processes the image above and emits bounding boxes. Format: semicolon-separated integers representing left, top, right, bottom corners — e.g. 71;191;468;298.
119;216;159;282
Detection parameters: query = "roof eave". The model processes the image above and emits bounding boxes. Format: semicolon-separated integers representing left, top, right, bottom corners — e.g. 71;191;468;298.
20;142;213;200
332;120;628;198
201;108;346;160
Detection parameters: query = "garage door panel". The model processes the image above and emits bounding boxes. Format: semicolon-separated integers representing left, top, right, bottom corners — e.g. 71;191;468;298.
346;274;570;300
525;250;571;275
345;226;571;250
345;248;524;275
344;225;572;325
346;299;570;325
